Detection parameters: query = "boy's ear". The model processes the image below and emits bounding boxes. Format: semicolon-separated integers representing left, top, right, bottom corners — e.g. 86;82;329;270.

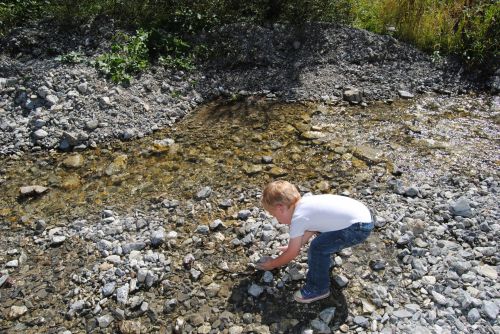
275;203;286;213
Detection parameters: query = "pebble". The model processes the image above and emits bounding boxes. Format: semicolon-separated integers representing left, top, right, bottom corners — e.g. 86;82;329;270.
248;283;264;297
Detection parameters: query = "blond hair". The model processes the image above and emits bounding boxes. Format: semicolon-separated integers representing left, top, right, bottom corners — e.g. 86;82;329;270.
261;180;301;209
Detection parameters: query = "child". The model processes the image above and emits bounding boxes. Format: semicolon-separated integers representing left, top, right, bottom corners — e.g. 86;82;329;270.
256;180;375;303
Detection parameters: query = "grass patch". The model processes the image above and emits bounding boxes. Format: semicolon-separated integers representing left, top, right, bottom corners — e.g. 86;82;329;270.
352;0;499;73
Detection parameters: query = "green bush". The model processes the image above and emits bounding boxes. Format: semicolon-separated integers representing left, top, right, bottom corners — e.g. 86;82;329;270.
95;29;150;84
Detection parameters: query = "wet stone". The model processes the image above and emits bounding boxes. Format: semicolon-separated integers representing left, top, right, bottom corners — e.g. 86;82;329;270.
369;259;386;271
311;319;331;333
319;307;336;324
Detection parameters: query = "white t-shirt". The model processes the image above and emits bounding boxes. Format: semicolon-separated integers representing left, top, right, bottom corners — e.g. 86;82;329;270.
289;194;372;238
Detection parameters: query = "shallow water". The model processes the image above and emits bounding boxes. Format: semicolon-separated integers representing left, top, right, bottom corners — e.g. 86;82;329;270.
0;98;402;228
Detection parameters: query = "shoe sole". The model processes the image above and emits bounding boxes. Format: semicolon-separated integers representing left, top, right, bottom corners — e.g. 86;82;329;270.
294;291;330;304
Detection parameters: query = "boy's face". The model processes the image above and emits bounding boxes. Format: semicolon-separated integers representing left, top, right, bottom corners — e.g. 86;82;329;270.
266;203;292;225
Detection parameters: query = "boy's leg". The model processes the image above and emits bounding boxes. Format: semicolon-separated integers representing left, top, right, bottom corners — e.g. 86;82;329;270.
305;223;373;293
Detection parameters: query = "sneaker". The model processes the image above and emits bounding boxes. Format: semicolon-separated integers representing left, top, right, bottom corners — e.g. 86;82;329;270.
293;287;330;303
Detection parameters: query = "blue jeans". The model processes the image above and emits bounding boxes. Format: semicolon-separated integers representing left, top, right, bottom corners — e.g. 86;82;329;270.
305;221;374;293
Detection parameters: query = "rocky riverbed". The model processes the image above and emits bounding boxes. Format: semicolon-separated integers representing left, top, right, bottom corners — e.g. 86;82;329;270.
1;21;499;334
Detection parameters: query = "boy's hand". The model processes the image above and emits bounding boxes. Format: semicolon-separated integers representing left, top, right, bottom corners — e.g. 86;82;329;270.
278;245;288;252
255;259;274;271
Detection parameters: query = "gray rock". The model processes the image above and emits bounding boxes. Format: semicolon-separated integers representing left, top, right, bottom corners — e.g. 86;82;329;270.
37;86;51;98
151;229;165;247
319;307;336;324
50;235;66;246
353;315;369;328
450;197;473;217
20;185;48;196
116;284;129;305
6;260;18;267
333;274;349;288
190;268;201;281
311;319;331;333
77;82;89;94
237;209;252;220
393;309;413;318
121;128;135;140
467;308;480;324
248;283;264;297
45;94;59;106
262;271;274;283
34;219;46;234
482;300;499;320
343;88;362;103
98;314;114;328
404;186;419;197
102;282;116;297
398;90;414;99
195;225;210;234
431;291;447;306
196;186;212;200
33;129;48;139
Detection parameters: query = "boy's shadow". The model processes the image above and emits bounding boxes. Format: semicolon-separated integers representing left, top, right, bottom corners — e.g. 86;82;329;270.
226;270;348;333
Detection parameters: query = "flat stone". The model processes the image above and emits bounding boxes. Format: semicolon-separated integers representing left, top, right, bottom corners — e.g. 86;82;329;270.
33;129;48;139
398;90;414;99
351;145;385;164
50;235;66;246
7;305;28;320
301;131;326;140
353;315;368;328
343;88;362;103
431;291;447;305
62;154;84;168
475;264;497;280
393;309;413;318
20;185;48;196
483;300;499;320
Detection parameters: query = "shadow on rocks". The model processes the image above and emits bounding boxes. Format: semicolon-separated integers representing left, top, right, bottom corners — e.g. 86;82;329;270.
226;271;348;333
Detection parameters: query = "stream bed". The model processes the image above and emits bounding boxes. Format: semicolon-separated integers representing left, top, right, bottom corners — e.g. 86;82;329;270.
1;94;499;333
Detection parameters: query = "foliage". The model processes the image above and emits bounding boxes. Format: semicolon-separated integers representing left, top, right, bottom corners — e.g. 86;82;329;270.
56;51;85;64
94;29;150;84
1;0;497;76
351;0;499;73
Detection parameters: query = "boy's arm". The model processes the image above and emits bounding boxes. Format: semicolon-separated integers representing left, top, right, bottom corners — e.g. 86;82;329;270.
278;230;317;252
256;236;302;270
301;230;317;246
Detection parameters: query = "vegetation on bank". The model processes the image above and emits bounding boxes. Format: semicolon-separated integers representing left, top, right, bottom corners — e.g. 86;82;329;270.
1;0;497;83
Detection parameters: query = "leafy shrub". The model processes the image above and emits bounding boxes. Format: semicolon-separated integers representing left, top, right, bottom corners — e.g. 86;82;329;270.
56;51;85;64
95;29;150;84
